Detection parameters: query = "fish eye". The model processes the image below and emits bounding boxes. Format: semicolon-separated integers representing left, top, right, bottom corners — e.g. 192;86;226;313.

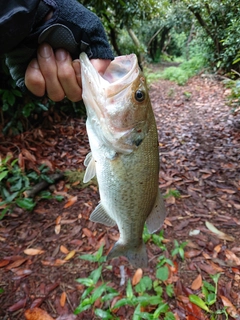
135;90;145;102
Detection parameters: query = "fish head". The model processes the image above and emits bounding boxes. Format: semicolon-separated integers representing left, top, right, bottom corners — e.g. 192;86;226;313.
80;53;152;154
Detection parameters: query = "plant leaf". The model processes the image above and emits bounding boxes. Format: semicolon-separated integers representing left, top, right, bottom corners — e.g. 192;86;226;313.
189;294;210;312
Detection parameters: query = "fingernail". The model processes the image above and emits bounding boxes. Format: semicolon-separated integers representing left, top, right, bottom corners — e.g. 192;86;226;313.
29;59;39;69
39;44;52;58
55;49;68;61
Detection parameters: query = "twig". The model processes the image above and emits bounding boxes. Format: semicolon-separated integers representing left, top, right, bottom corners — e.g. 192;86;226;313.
24;173;65;198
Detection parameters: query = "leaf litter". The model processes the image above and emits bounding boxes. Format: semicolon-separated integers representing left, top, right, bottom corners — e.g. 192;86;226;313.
0;73;240;319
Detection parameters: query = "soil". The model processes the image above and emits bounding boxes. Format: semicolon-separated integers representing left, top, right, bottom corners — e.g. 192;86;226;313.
0;71;240;320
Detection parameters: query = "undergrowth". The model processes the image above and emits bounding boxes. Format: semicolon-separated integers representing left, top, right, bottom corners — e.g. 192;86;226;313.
146;56;206;86
74;229;228;319
0;155;63;219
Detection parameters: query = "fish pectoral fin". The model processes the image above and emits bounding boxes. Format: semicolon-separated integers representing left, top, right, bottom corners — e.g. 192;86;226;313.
146;189;166;234
90;203;116;227
83;152;96;183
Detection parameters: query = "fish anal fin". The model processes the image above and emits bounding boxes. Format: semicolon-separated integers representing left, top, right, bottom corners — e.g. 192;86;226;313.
90;203;116;227
146;190;166;234
83;152;96;183
107;241;148;268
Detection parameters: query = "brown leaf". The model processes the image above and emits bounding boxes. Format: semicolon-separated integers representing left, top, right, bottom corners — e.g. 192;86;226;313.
24;248;45;256
5;258;27;270
82;228;93;237
184;249;202;259
132;268;143;286
63;195;78;208
56;215;61;225
8;298;27;312
0;259;10;267
18;153;25;171
25;307;54;320
225;249;240;266
191;274;202;290
60;292;67;308
60;245;69;254
22;148;36;163
41;259;67;267
220;295;239;318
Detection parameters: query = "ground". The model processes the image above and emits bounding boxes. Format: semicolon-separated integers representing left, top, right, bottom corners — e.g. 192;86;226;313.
0;72;240;320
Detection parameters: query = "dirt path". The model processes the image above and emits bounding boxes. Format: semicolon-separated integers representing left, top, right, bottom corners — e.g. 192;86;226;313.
0;75;240;319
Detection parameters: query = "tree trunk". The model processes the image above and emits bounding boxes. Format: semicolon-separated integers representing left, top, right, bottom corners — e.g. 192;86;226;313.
127;28;144;66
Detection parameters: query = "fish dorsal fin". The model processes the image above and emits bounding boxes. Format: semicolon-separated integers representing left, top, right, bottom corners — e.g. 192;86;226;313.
146;190;166;234
90;203;116;227
83;152;96;183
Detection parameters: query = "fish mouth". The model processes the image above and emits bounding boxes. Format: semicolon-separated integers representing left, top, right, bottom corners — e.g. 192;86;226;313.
80;53;146;153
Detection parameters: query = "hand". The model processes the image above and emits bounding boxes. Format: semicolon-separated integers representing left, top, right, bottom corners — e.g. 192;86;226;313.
25;43;111;102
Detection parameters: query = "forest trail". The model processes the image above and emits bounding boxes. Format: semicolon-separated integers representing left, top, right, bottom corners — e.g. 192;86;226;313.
0;74;240;319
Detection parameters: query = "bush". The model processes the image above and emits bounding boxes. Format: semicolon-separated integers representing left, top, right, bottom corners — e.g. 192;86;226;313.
160;56;206;85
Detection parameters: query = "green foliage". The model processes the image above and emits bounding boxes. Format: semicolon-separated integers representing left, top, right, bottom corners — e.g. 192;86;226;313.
189;273;228;318
160;56;206;85
0;156;63;219
164;189;181;199
0;77;86;136
223;78;240;113
171;240;188;260
75;236;178;319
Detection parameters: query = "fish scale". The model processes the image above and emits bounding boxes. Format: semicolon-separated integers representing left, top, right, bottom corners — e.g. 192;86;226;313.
80;52;166;268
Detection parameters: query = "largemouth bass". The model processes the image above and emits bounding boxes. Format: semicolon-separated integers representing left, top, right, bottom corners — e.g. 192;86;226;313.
80;52;166;268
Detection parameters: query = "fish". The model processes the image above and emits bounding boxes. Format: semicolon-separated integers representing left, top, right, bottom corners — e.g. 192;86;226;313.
80;52;166;268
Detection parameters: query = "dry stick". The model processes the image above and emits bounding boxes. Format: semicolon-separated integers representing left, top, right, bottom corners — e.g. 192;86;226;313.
24;173;65;198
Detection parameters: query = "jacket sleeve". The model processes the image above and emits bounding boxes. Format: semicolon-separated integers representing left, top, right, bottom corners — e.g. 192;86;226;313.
0;1;42;54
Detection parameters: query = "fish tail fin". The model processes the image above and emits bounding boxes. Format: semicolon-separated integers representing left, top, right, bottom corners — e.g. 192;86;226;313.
107;241;148;268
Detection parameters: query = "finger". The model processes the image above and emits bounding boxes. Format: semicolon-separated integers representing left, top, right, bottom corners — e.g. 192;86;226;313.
55;50;82;102
72;59;82;88
90;59;111;75
25;59;45;97
38;43;65;101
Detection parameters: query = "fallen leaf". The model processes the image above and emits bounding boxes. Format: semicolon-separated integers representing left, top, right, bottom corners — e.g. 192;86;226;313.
0;259;10;267
184;249;202;259
132;268;143;286
220;295;239;318
191;274;202;290
82;228;93;237
5;258;27;270
22;148;36;163
8;298;27;312
60;292;67;308
55;224;61;235
225;249;240;266
64;250;76;261
60;245;69;254
25;307;54;320
63;196;78;208
41;259;67;266
56;216;61;225
24;248;45;256
205;221;235;241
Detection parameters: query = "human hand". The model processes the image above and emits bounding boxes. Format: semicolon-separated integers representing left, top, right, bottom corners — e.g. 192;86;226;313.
5;0;114;99
25;43;111;101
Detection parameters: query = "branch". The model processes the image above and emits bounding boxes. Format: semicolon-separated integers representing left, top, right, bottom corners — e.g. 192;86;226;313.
147;26;164;49
24;173;65;198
